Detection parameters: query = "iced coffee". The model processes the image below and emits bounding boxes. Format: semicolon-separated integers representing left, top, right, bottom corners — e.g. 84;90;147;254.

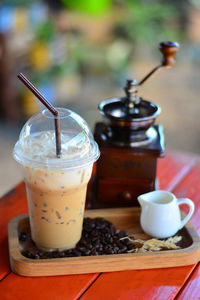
13;108;99;251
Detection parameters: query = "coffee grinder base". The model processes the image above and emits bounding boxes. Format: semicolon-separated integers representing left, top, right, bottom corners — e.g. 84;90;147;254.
87;124;165;209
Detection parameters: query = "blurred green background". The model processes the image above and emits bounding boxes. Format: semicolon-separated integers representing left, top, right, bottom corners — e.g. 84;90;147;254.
0;0;200;195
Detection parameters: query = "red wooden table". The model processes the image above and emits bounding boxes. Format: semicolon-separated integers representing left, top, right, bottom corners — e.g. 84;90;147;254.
0;151;200;300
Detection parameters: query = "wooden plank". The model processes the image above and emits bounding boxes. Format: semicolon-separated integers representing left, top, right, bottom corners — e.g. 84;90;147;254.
172;164;200;299
173;164;200;234
81;266;196;300
0;182;27;280
0;272;98;300
177;263;200;299
157;152;198;191
80;155;200;300
8;210;200;276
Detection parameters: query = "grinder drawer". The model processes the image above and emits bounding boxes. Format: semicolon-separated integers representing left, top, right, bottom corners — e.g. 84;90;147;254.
97;178;155;207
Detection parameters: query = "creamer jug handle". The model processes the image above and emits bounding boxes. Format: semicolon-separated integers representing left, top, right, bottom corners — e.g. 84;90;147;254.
178;198;195;229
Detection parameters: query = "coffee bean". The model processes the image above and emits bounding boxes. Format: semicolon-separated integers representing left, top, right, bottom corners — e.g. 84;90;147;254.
23;251;34;259
96;223;105;230
105;248;115;254
105;233;111;239
115;229;120;234
36;250;43;258
120;245;128;253
80;239;88;246
110;226;115;235
76;241;85;248
19;232;27;242
86;243;93;250
95;217;105;223
83;249;91;256
90;223;96;229
127;244;135;250
52;251;60;258
46;252;53;259
83;232;89;238
91;229;99;237
90;249;96;255
121;237;134;246
94;243;100;249
117;231;128;238
91;237;99;243
64;249;73;257
113;236;119;242
73;250;82;256
101;239;108;245
79;246;87;252
83;223;92;232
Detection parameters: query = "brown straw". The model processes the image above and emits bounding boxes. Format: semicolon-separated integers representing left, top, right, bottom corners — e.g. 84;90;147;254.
17;73;61;157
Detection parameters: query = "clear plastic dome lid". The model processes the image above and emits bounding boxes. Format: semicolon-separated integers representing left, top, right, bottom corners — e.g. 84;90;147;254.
13;108;100;170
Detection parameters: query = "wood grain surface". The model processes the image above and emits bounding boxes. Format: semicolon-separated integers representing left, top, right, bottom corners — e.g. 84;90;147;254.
172;164;200;299
0;271;98;300
0;182;27;280
157;152;198;191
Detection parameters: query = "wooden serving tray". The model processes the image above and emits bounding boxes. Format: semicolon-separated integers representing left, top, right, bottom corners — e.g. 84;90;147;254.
8;207;200;277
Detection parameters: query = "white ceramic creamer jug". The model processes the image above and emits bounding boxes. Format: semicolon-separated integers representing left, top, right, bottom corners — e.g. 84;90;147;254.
138;190;195;239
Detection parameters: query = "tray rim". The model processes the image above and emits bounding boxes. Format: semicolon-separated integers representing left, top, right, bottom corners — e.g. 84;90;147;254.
8;208;200;277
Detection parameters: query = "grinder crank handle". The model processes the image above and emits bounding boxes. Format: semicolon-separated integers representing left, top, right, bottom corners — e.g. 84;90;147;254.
138;41;179;86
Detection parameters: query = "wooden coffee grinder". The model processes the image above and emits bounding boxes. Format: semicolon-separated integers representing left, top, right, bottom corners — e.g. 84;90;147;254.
92;41;179;208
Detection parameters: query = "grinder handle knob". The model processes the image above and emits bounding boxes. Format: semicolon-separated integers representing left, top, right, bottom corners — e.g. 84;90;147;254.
159;41;179;67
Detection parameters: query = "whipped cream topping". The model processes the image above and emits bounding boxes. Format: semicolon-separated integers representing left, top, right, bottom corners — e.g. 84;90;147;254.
21;130;92;163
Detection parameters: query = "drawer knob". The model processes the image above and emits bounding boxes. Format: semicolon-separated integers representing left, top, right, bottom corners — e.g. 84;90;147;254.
120;191;132;201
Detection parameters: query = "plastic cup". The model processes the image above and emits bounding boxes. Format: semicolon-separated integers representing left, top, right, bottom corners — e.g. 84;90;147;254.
13;108;100;251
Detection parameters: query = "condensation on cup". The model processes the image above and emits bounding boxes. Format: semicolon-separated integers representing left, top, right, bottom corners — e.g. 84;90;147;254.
13;108;100;251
